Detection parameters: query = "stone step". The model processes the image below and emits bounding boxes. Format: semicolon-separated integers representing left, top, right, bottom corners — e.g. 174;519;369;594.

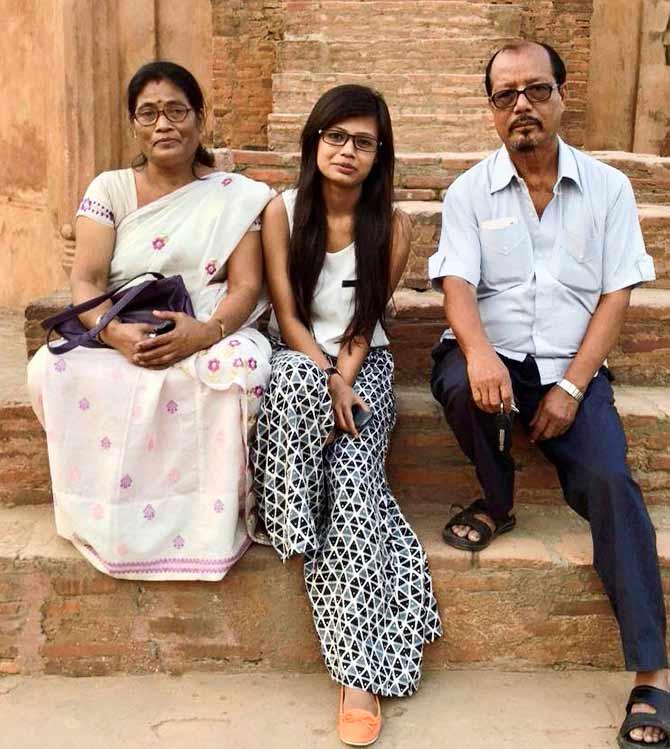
230;149;670;206
400;200;670;290
282;1;524;43
387;384;670;507
389;287;670;388
276;39;514;77
1;501;669;676
0;670;635;748
272;72;491;117
268;110;503;152
2;326;669;509
0;312;50;508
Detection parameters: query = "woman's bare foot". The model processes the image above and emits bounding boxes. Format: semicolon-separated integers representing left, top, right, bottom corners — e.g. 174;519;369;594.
343;686;379;715
628;670;669;744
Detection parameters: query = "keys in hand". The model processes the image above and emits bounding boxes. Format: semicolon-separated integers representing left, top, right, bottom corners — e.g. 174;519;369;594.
495;403;519;453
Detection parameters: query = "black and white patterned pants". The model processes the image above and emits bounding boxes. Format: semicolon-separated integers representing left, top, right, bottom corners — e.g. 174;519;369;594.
252;346;442;696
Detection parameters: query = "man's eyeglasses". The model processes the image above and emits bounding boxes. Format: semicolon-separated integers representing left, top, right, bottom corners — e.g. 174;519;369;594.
318;128;380;152
489;83;558;110
134;104;192;126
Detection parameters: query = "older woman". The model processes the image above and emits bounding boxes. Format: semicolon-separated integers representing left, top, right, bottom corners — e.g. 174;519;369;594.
27;61;273;580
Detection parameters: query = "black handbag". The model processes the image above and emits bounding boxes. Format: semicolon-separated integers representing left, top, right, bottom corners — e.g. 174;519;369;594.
42;272;195;355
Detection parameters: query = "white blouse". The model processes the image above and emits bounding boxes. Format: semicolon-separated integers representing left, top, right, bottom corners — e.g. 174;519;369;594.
268;189;389;356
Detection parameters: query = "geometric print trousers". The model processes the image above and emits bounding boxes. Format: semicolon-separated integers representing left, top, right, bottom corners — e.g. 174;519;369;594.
252;346;442;696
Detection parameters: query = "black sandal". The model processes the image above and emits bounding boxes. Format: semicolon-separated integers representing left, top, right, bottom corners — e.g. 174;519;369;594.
442;498;515;552
618;686;670;747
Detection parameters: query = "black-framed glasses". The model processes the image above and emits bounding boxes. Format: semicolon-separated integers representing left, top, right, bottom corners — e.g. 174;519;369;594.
318;128;380;152
134;104;192;126
489;82;558;110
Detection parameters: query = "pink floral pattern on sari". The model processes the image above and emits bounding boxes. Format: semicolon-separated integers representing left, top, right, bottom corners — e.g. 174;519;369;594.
152;235;168;251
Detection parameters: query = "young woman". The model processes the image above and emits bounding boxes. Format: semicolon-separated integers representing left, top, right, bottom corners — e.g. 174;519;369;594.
253;84;442;746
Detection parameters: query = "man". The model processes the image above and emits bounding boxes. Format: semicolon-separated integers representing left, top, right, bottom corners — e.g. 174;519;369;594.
429;40;668;745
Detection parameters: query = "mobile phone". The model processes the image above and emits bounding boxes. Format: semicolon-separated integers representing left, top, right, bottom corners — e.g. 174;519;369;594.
352;404;373;431
152;319;175;335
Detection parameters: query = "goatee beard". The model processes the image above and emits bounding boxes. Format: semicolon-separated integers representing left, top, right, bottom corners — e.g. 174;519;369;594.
510;136;537;153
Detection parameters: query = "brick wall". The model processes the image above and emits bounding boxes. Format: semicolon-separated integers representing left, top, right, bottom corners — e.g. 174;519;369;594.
519;0;594;147
212;0;594;152
211;0;284;149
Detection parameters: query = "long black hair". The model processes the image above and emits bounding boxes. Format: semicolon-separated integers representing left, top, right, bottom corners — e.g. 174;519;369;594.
127;61;215;171
289;84;395;347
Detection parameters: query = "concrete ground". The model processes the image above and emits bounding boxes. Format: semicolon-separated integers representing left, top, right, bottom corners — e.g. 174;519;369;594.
0;670;632;748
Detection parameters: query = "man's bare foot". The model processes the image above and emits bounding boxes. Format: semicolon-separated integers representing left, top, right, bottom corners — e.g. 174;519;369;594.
343;686;379;715
628;670;669;744
450;512;496;543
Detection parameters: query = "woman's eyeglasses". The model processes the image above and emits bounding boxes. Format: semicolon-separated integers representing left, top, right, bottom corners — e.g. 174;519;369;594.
134;104;192;126
489;82;558;110
319;128;380;152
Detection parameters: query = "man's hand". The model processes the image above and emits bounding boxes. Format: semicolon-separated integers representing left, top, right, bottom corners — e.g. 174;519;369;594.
529;386;580;442
466;347;514;413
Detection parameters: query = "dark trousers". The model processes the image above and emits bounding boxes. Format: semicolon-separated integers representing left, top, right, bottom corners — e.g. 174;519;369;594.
430;339;668;672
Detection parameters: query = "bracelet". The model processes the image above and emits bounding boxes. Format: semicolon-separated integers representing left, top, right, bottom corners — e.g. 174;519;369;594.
555;378;584;403
94;314;112;344
211;317;226;341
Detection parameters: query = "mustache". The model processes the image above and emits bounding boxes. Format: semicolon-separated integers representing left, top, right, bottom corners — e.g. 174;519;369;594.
510;117;542;130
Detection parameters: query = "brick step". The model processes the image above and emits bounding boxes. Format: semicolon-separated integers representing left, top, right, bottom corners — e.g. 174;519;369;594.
272;72;491;117
2;324;669;509
283;1;523;42
230;149;670;207
276;39;515;76
1;501;669;676
389;287;670;388
387;384;670;507
399;200;670;290
267;111;501;152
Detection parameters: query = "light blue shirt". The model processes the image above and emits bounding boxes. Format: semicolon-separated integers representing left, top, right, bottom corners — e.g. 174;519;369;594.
428;137;656;384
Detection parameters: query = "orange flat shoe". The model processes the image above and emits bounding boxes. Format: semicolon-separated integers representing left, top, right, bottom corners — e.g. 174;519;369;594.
337;686;382;747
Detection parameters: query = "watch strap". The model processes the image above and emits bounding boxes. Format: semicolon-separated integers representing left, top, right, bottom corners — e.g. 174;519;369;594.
556;378;584;403
323;365;342;380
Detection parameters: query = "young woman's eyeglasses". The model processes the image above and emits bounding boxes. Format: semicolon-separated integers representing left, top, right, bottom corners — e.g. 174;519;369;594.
318;128;380;152
134;104;192;126
489;83;558;110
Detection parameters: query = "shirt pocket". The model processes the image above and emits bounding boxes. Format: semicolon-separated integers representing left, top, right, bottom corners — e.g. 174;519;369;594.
479;220;532;287
556;230;603;292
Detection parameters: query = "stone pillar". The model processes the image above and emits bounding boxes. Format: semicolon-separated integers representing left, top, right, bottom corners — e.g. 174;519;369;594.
585;0;644;151
48;0;125;275
634;0;670;155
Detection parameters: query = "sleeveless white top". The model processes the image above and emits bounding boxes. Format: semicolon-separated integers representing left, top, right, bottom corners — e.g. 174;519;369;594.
268;189;389;356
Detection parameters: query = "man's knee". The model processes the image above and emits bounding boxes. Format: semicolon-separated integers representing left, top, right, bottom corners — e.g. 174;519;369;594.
571;457;648;520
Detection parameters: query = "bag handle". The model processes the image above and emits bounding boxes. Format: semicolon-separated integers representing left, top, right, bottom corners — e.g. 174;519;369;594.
45;272;165;355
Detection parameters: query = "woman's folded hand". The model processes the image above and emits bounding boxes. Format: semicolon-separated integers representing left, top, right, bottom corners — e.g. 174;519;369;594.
100;320;155;364
132;310;221;369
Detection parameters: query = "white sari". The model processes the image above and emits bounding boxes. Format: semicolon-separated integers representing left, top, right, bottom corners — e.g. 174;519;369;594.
28;170;274;580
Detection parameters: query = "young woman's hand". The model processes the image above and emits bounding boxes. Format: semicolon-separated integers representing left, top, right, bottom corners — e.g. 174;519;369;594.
328;375;369;437
132;311;221;369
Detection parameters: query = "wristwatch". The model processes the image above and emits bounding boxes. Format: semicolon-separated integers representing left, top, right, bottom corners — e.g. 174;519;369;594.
323;365;342;381
556;378;584;403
